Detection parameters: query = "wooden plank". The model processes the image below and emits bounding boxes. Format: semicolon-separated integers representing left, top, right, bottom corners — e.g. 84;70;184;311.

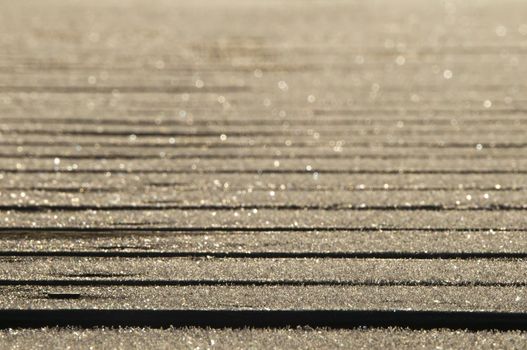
0;230;524;257
1;328;526;350
0;285;526;312
1;173;525;190
0;189;526;208
1;210;526;229
0;257;526;286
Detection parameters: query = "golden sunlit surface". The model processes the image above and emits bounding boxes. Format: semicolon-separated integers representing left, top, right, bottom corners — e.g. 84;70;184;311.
1;0;527;348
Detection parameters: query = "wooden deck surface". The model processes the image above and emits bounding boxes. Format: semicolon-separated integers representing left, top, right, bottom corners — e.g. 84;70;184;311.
1;0;527;347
